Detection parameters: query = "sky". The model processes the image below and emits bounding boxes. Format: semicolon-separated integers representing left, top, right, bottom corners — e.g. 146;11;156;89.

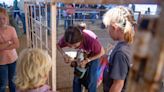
135;4;157;14
0;0;20;6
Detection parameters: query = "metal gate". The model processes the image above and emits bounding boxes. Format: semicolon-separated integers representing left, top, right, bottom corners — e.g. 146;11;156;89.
24;0;57;91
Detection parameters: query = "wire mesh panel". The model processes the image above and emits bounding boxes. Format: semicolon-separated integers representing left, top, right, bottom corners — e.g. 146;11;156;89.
25;3;51;50
24;0;57;91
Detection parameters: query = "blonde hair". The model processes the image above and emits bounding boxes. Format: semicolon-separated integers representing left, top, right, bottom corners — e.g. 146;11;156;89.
79;22;87;29
103;6;136;44
0;7;9;24
15;48;52;90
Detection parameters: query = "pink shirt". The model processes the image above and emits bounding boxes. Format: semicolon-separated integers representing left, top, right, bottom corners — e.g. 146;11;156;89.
66;4;75;15
0;26;18;65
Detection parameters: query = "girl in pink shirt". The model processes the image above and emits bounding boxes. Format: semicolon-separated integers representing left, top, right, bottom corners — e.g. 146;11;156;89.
0;7;19;92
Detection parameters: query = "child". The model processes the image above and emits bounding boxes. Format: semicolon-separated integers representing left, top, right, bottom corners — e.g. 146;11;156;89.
0;7;19;92
102;6;135;92
78;22;97;39
57;26;105;92
15;48;53;92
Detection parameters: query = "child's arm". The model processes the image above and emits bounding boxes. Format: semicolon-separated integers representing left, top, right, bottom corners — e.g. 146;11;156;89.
57;44;73;63
109;80;124;92
0;41;12;50
3;38;19;50
80;46;105;68
2;27;19;50
88;46;105;62
57;44;66;56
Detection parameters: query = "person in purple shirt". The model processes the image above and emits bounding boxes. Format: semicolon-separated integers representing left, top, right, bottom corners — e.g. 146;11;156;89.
57;26;105;92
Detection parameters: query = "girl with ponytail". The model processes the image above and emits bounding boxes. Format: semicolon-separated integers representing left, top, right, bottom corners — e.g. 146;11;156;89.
57;26;105;92
102;6;135;92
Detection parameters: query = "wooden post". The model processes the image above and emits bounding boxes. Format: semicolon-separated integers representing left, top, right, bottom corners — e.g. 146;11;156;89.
51;2;57;91
24;2;30;47
149;1;164;89
45;2;48;49
39;3;43;49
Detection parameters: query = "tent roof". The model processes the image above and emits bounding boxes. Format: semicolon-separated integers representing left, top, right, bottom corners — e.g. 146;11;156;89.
24;0;159;4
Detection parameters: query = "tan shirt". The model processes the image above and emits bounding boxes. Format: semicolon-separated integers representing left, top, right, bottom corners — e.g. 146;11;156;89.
0;26;18;65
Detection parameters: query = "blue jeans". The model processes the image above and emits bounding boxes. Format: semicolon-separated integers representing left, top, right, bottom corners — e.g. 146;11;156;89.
64;15;73;30
21;13;26;34
47;12;51;35
14;12;26;34
14;11;21;20
90;13;97;24
0;61;16;92
73;59;99;92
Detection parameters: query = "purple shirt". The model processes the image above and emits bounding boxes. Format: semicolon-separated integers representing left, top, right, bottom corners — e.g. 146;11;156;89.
58;32;102;57
17;85;53;92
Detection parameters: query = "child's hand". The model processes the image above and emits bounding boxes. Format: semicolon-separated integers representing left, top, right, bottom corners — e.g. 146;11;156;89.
7;40;13;46
70;61;77;67
63;54;73;63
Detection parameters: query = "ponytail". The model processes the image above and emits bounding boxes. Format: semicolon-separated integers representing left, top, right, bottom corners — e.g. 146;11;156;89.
103;6;136;44
124;20;134;44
